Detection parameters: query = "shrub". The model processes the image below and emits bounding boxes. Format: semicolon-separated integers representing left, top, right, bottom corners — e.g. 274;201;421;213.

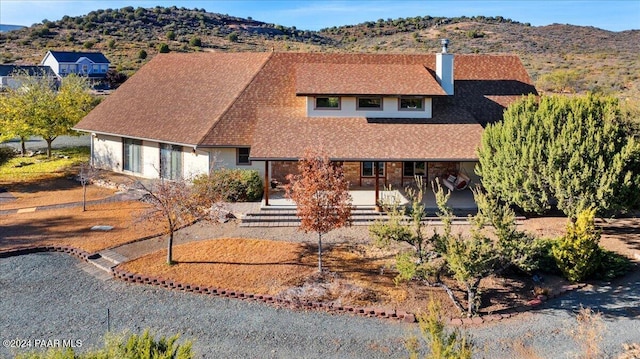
189;36;202;47
15;330;193;359
166;30;176;41
138;49;148;59
597;249;632;280
551;208;601;282
0;147;16;165
227;31;239;42
83;40;95;49
157;42;170;53
406;298;473;359
193;169;263;202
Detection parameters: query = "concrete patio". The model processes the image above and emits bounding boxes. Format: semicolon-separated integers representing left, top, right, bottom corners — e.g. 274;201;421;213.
261;187;478;212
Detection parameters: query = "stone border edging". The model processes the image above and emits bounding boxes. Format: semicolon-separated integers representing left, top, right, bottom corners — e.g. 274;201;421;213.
0;246;587;325
110;266;417;323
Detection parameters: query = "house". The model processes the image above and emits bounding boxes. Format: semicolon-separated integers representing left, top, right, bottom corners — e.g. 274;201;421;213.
74;41;537;204
0;64;57;90
41;51;110;79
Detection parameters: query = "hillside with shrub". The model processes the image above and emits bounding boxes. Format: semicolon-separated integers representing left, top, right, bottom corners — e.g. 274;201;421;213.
1;6;638;102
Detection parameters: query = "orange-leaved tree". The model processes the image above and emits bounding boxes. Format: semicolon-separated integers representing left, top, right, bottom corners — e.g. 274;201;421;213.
285;148;353;272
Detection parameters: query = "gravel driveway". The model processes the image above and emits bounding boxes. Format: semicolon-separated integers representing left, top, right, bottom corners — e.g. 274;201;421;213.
1;253;639;358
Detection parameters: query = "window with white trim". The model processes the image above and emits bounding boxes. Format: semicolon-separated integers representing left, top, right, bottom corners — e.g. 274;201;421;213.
362;161;385;177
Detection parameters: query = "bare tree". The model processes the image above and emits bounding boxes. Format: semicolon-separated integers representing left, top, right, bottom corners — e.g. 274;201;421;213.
285;148;353;272
78;162;99;211
137;177;222;265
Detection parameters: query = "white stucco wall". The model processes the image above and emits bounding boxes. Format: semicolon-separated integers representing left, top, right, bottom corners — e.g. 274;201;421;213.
459;161;480;185
208;147;265;177
91;136;265;179
307;96;432;118
92;134;122;172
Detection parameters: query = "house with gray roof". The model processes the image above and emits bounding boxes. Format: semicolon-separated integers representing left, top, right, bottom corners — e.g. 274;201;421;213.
41;51;110;79
0;64;57;90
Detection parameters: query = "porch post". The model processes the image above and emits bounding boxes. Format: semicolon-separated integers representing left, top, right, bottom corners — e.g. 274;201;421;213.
264;160;270;206
374;161;381;212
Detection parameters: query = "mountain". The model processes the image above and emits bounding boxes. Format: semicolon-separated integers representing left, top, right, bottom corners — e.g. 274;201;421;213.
0;24;26;32
0;6;638;101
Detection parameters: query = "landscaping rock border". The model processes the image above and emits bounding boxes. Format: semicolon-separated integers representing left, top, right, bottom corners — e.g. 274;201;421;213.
0;246;586;325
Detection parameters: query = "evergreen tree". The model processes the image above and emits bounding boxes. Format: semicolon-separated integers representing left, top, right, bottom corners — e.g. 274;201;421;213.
477;94;640;219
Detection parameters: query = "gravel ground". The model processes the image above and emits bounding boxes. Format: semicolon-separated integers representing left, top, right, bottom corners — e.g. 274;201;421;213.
2;253;639;358
0;253;412;358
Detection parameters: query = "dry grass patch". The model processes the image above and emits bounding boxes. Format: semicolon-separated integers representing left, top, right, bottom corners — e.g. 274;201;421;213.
120;238;316;294
0;201;157;253
0;177;116;210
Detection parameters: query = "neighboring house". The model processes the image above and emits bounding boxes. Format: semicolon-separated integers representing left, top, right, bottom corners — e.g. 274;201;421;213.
0;64;57;90
41;51;110;79
74;41;537;201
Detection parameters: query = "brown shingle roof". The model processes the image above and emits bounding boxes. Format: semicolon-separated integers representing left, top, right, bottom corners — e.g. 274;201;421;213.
295;63;446;96
74;52;272;145
250;105;483;161
76;52;536;160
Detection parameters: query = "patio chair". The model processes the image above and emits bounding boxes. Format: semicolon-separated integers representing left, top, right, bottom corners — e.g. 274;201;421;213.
440;172;470;191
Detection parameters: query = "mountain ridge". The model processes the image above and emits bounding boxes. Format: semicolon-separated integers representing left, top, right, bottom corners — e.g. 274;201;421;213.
0;6;637;100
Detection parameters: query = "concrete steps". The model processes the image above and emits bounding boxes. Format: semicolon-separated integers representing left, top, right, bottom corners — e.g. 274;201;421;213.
87;249;129;273
239;207;480;227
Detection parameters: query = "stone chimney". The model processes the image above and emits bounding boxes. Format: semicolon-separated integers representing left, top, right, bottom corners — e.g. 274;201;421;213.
436;39;454;95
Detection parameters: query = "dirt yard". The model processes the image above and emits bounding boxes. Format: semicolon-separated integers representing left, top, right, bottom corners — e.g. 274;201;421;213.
2;176;639;319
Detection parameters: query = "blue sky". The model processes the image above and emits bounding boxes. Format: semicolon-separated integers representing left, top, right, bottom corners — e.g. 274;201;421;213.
1;0;638;32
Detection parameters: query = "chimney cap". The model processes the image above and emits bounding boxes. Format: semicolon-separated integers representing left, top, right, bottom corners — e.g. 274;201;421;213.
440;38;450;53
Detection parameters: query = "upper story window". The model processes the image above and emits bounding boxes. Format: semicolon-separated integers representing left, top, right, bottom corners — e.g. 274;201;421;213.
399;97;424;111
237;148;251;165
315;96;340;110
357;97;382;110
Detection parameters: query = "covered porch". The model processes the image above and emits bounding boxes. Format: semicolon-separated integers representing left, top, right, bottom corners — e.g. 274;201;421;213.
260;187;477;213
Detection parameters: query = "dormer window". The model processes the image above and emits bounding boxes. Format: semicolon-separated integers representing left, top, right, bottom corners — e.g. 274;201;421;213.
399;97;424;111
357;97;382;110
315;96;340;109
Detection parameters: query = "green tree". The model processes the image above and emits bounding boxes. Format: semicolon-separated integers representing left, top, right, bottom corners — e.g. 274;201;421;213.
138;49;148;59
34;75;94;157
2;73;95;158
477;93;640;219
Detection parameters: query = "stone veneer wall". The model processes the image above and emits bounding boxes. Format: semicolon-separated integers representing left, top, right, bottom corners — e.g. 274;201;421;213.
271;161;298;183
271;160;461;188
